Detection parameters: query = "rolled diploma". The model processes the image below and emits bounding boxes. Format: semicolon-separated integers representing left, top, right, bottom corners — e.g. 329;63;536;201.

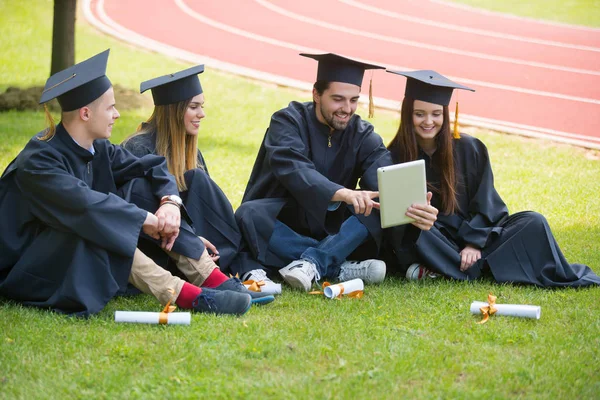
115;311;191;325
470;301;541;319
323;279;364;299
245;282;282;295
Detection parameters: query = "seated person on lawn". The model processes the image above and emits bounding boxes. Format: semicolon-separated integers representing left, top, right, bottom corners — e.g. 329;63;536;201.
0;50;256;316
121;65;275;301
384;69;600;287
235;53;438;291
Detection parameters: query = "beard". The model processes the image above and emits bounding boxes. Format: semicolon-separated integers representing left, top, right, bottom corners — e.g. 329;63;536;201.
320;103;352;131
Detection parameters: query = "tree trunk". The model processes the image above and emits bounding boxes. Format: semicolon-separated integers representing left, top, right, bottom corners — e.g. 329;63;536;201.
50;0;77;75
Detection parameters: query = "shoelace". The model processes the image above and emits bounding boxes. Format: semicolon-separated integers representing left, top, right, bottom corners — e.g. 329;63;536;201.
193;292;216;311
229;277;249;291
308;262;321;282
339;261;366;279
420;267;439;279
246;269;269;282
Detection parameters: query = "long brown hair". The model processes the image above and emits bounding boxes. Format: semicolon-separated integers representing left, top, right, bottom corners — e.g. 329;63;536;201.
387;96;458;215
134;99;200;191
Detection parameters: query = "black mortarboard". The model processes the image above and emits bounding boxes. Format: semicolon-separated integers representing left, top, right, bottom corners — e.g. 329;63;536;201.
300;53;385;86
386;69;474;106
140;65;204;106
39;49;112;112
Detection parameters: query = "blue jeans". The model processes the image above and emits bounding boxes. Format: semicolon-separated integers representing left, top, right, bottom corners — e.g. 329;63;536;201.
267;216;369;279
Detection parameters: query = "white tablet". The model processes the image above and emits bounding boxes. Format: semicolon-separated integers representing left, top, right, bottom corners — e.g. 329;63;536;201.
377;160;427;228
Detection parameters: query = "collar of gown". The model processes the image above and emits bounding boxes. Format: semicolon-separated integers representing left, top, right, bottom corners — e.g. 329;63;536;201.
55;123;95;162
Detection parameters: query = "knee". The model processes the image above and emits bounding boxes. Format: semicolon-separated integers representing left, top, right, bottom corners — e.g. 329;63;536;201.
184;168;211;185
235;202;260;225
522;211;547;226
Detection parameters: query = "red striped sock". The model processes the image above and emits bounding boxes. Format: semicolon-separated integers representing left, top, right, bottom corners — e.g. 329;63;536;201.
201;268;229;288
175;282;202;309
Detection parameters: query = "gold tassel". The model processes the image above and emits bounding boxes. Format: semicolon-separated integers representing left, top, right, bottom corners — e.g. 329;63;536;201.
368;76;374;119
453;101;460;139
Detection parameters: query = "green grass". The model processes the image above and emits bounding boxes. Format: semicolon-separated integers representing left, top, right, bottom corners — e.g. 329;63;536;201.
449;0;600;27
1;1;600;399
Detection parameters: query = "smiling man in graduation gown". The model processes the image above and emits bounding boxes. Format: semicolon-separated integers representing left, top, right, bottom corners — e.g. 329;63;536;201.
0;50;252;316
235;53;397;291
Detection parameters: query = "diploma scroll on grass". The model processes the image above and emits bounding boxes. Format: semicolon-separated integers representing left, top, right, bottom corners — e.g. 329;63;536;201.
470;301;541;320
114;311;191;325
323;279;364;299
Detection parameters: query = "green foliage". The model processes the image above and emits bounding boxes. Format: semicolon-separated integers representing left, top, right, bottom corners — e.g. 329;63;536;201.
449;0;600;27
1;1;599;398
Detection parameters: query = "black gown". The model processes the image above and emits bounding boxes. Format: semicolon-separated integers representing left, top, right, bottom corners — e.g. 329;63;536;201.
236;101;393;269
387;133;600;287
121;129;262;275
0;124;182;316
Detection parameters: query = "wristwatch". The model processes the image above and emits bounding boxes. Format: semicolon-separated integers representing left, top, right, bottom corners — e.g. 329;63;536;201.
160;194;183;208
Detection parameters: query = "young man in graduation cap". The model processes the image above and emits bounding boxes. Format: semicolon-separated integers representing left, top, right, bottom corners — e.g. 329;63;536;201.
235;53;399;291
0;50;254;316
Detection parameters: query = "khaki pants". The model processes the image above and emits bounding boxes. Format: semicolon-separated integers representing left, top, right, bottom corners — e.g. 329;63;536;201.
128;248;218;305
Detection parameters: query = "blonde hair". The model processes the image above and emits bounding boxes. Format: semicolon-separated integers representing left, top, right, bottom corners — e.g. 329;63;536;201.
134;99;200;191
38;105;57;141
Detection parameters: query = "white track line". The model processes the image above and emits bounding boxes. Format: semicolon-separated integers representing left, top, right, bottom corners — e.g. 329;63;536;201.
430;0;600;32
256;0;600;76
84;0;313;89
81;0;600;149
340;0;600;52
176;0;600;104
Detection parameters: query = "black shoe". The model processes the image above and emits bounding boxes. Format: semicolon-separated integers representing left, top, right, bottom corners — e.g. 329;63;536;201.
192;288;251;315
215;278;275;306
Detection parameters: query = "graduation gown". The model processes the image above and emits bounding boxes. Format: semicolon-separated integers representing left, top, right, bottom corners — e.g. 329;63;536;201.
387;134;600;287
0;124;179;316
122;130;262;275
236;101;393;267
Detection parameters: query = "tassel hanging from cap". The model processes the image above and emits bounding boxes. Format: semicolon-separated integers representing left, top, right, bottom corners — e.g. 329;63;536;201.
452;101;461;139
368;75;374;119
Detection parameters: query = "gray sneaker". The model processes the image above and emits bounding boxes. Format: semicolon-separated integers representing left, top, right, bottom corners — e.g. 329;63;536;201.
337;259;386;284
191;288;251;316
405;263;441;280
279;259;320;292
214;278;275;306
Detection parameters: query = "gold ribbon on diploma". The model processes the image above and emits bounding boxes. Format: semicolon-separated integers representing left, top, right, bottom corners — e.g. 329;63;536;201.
309;282;364;299
243;279;265;292
230;273;267;293
477;293;498;324
158;288;177;325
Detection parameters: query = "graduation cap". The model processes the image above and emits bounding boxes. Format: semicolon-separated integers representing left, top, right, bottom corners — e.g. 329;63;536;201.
300;53;385;117
39;49;112;112
388;69;475;138
140;65;204;106
386;69;474;106
300;53;384;87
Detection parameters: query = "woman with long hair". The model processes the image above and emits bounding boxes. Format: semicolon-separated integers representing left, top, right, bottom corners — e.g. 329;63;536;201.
122;65;278;300
385;69;599;287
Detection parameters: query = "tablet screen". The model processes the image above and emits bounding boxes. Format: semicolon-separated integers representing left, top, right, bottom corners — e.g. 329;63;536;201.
377;160;427;228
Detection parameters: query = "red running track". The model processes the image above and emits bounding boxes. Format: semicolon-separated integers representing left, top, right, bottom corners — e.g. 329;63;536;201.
84;0;600;148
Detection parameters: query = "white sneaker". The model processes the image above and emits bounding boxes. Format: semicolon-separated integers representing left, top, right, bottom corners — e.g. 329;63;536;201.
279;260;320;292
242;269;273;284
241;269;281;295
337;259;386;284
405;263;441;281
